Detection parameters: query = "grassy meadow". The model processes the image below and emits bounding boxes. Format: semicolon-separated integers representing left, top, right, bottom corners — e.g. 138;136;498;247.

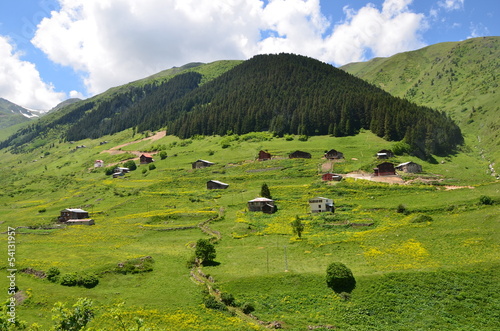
1;129;499;330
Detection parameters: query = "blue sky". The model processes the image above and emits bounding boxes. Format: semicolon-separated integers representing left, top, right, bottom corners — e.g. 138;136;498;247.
0;0;497;110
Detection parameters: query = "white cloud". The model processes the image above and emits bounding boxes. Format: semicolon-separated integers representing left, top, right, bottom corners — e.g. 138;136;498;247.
0;35;65;110
324;0;427;65
438;0;464;11
31;0;429;96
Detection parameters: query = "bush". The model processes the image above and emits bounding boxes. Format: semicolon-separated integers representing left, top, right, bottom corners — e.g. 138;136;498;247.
47;267;60;283
123;160;137;171
220;292;236;306
410;214;433;223
203;296;227;311
195;239;216;264
148;163;156;170
326;262;356;293
298;135;308;141
105;166;115;176
241;302;255;314
159;151;168;160
479;195;494;205
78;273;99;288
60;273;78;287
396;204;409;214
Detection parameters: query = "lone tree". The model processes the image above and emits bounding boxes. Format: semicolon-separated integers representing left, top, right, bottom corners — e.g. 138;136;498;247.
291;215;305;238
195;239;216;264
261;183;272;199
326;262;356;293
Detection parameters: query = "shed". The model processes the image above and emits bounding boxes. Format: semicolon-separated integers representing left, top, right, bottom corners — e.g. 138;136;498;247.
207;180;229;189
114;167;130;173
322;173;342;181
248;197;276;214
324;149;344;159
309;197;334;213
59;208;89;222
258;150;272;161
396;161;422;173
376;149;394;159
374;162;396;176
192;159;215;169
289;150;311;159
66;219;95;226
94;160;104;168
140;154;154;164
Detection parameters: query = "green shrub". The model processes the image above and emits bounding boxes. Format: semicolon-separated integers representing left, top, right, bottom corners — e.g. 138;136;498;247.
396;204;409;214
203;296;227;311
479;195;494;205
220;292;236;306
410;214;433;223
78;273;99;288
148;163;156;170
46;267;60;283
60;273;78;287
326;262;356;293
159;151;168;160
114;257;154;274
195;239;216;264
298;135;308;141
123;160;137;171
104;166;115;176
241;302;255;314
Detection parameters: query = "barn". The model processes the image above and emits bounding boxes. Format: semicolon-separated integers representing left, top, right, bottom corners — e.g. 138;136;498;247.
192;159;215;169
140;154;154;164
324;149;344;159
58;208;90;222
374;162;396;176
289;150;311;159
376;149;394;159
396;161;423;173
207;180;229;189
248;197;276;214
322;173;342;181
258;150;272;161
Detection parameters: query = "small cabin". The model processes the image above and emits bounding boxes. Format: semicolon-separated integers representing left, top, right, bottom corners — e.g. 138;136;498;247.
114;167;130;173
207;180;229;190
66;219;95;226
309;197;334;213
289;151;311;159
376;149;394;159
248;197;276;214
374;162;396;176
140;154;154;164
59;208;90;222
324;149;344;159
396;161;422;173
94;160;104;168
322;173;342;181
258;150;272;161
192;159;215;169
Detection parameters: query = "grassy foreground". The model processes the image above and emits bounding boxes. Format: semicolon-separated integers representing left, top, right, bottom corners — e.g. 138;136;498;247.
1;129;499;330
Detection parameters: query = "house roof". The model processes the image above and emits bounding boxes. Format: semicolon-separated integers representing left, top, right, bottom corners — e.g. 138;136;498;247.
62;208;88;213
141;154;153;158
309;197;333;201
66;219;93;222
396;161;418;167
194;159;214;164
208;180;229;186
248;197;274;202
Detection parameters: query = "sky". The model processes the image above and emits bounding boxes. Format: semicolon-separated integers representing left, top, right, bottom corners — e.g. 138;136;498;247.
0;0;497;111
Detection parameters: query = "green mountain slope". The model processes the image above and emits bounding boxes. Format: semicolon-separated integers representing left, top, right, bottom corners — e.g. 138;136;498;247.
0;98;32;129
341;36;500;172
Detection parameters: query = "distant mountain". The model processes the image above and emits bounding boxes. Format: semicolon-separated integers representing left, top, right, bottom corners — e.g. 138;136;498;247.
0;98;34;129
0;55;463;158
341;36;500;166
47;98;82;114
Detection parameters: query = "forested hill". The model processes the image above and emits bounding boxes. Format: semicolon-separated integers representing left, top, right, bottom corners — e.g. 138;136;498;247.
148;54;463;157
1;53;463;158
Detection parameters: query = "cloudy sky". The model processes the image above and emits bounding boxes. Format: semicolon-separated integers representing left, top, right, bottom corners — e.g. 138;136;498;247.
0;0;496;110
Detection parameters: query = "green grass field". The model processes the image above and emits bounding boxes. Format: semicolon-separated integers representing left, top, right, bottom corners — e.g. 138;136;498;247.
1;129;499;330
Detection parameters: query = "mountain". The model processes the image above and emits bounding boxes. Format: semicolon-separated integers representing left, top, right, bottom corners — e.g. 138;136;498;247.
341;36;500;167
0;54;462;158
47;98;82;114
0;98;35;129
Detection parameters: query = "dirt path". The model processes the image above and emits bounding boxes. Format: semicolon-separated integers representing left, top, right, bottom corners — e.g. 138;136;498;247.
343;171;405;184
101;131;166;156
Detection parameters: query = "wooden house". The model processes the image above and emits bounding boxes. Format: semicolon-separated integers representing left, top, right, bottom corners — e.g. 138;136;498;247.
248;197;276;214
289;150;311;159
66;219;95;225
94;160;104;168
376;149;394;159
309;197;335;213
140;154;154;164
324;149;344;159
322;173;342;181
192;159;215;169
374;162;396;176
396;161;422;173
58;208;90;222
207;180;229;189
258;150;272;161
